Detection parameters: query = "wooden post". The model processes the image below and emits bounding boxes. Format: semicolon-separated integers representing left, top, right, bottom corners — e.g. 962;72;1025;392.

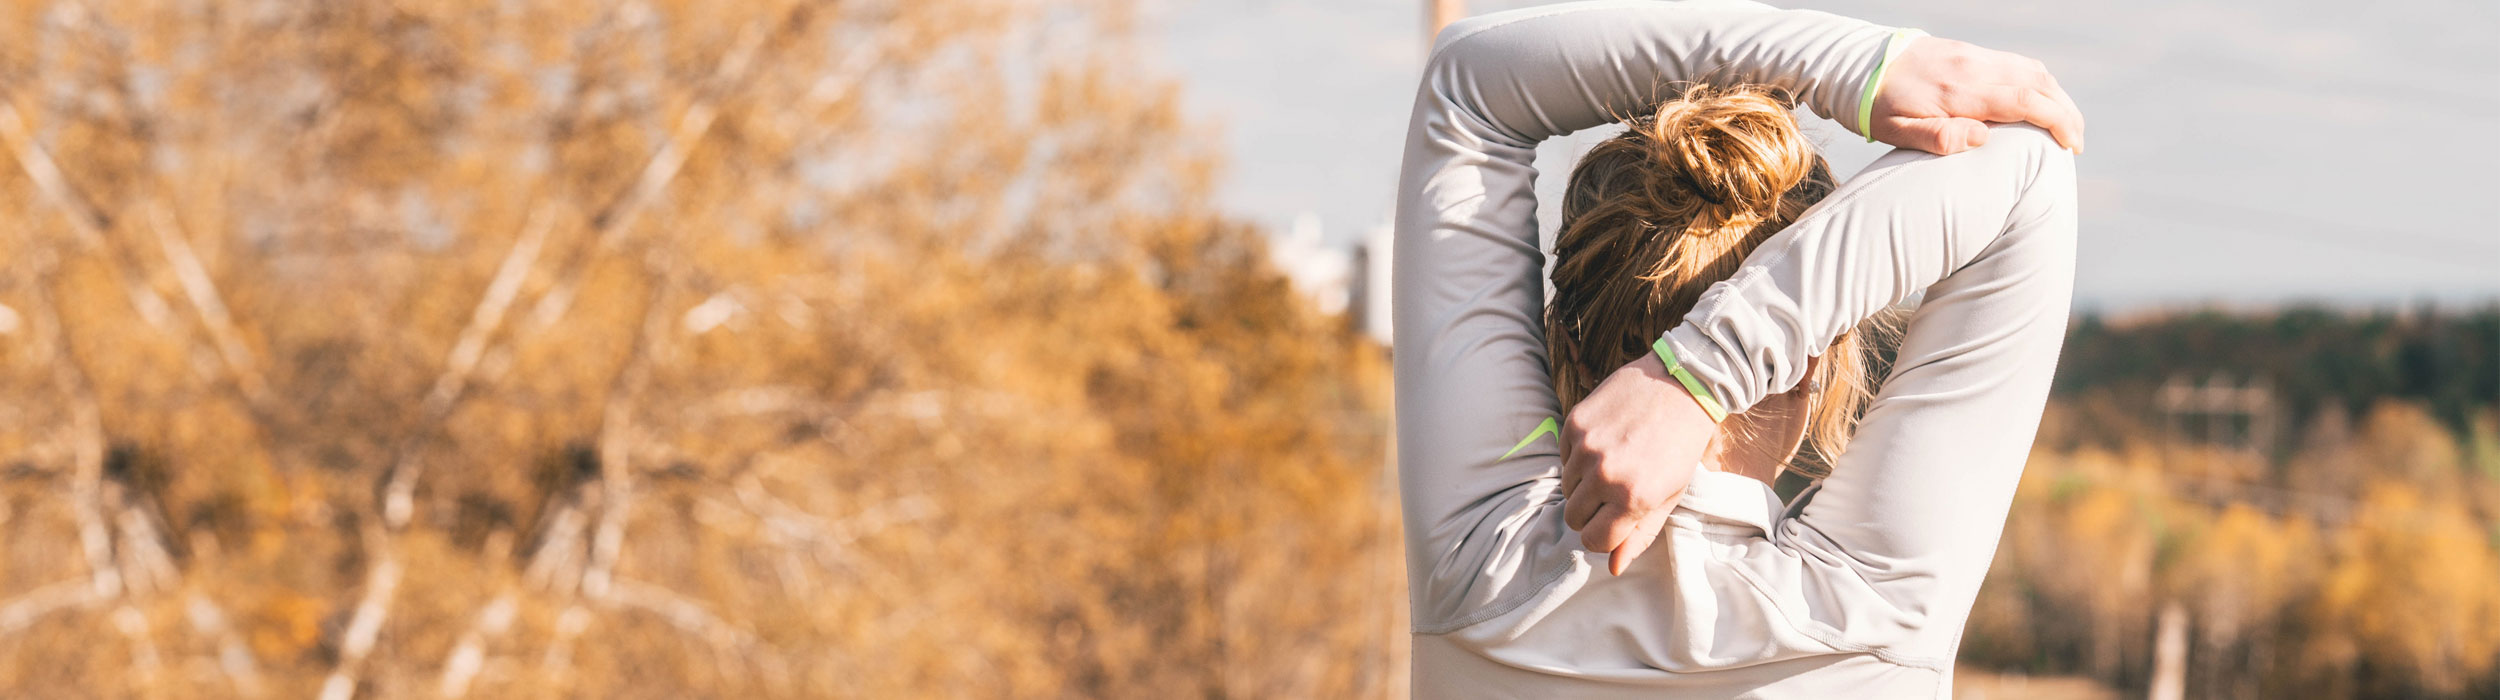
2148;601;2190;700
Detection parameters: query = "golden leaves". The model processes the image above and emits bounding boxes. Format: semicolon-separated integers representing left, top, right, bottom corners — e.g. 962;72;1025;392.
0;0;1398;696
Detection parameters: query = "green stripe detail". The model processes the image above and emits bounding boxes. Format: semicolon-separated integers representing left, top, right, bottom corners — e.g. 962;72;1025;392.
1857;29;1923;143
1501;416;1560;460
1501;337;1730;459
1653;337;1729;423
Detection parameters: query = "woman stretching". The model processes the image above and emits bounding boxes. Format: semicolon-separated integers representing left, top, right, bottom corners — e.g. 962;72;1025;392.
1393;1;2083;697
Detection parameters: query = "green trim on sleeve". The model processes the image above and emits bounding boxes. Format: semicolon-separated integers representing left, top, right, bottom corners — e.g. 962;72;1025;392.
1857;29;1925;142
1501;416;1561;460
1652;337;1730;423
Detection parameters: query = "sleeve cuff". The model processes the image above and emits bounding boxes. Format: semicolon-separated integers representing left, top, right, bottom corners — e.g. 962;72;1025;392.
1659;322;1758;419
1855;29;1927;140
1652;336;1731;423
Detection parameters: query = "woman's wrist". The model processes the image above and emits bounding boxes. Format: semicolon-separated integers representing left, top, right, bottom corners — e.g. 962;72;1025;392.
1857;29;1928;141
1651;337;1730;423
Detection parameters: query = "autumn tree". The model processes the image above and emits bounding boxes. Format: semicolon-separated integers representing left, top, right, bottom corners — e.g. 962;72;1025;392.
0;0;1400;697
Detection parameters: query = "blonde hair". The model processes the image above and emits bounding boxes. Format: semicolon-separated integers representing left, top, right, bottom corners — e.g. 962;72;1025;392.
1544;85;1881;479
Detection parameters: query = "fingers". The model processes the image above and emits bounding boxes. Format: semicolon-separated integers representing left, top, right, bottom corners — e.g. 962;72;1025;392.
1594;501;1649;556
1606;491;1681;575
1872;38;2087;155
1577;501;1625;551
2038;73;2086;152
1966;84;2081;153
2018;61;2086;153
2002;85;2084;153
2031;89;2082;152
1976;58;2083;152
1558;430;1585;502
1951;86;2054;128
1611;493;1684;575
1880;115;1991;155
1564;465;1605;530
1580;484;1684;560
1608;520;1652;577
1561;419;1599;530
1559;465;1586;514
1580;498;1656;556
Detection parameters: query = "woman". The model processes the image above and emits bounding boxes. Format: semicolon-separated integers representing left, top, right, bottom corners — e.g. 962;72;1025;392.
1393;2;2080;697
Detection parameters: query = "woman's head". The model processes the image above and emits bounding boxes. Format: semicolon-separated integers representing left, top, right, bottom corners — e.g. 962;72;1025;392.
1543;85;1878;479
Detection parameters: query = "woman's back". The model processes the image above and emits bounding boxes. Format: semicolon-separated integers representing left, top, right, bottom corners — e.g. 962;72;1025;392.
1393;4;2079;697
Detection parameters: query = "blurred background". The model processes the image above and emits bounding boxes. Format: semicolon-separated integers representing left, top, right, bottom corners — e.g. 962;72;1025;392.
0;0;2489;698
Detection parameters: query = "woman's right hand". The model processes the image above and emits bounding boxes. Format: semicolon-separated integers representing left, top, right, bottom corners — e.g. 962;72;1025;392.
1560;351;1718;576
1870;37;2086;155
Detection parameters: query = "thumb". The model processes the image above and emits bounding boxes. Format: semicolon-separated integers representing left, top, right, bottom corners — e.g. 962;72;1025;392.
1606;491;1680;576
1877;116;1992;155
1609;518;1654;577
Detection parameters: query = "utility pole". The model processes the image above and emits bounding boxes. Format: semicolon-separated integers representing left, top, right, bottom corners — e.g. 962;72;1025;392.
1429;0;1465;42
2148;601;2190;700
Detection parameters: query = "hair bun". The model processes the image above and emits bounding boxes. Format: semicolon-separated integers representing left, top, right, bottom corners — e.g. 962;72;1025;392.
1642;86;1818;225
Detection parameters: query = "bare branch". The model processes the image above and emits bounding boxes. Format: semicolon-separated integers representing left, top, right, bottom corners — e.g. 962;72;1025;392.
424;203;561;416
318;524;404;700
679;385;824;422
381;202;561;529
186;593;267;698
435;592;518;699
537;605;593;682
110;494;179;597
109;604;161;680
523;5;840;333
582;261;670;600
143;202;274;412
21;253;125;600
607;578;758;653
724;477;933;569
0;103;110;243
521;498;588;594
390;3;822;530
586;21;767;242
0;580;103;634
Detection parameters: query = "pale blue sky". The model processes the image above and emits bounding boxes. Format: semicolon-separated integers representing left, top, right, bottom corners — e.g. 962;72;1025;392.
1145;0;2500;310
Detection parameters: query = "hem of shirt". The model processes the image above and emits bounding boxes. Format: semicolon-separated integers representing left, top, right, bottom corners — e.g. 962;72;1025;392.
1708;549;1953;671
1408;628;1953;690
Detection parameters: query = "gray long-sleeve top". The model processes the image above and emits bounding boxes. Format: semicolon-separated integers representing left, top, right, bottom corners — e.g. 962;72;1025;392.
1392;2;2079;697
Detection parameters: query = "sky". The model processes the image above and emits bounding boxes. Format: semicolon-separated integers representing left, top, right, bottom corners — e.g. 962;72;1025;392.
1142;0;2500;311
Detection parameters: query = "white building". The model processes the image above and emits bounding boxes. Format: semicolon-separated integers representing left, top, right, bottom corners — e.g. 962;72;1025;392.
1270;211;1353;317
1269;212;1397;345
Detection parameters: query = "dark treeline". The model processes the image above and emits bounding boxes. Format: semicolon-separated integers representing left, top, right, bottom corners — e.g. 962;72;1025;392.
2056;306;2500;433
2049;306;2500;450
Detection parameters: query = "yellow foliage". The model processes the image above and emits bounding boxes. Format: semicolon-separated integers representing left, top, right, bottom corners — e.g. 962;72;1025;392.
0;0;1400;697
1990;410;2500;698
2312;485;2500;694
